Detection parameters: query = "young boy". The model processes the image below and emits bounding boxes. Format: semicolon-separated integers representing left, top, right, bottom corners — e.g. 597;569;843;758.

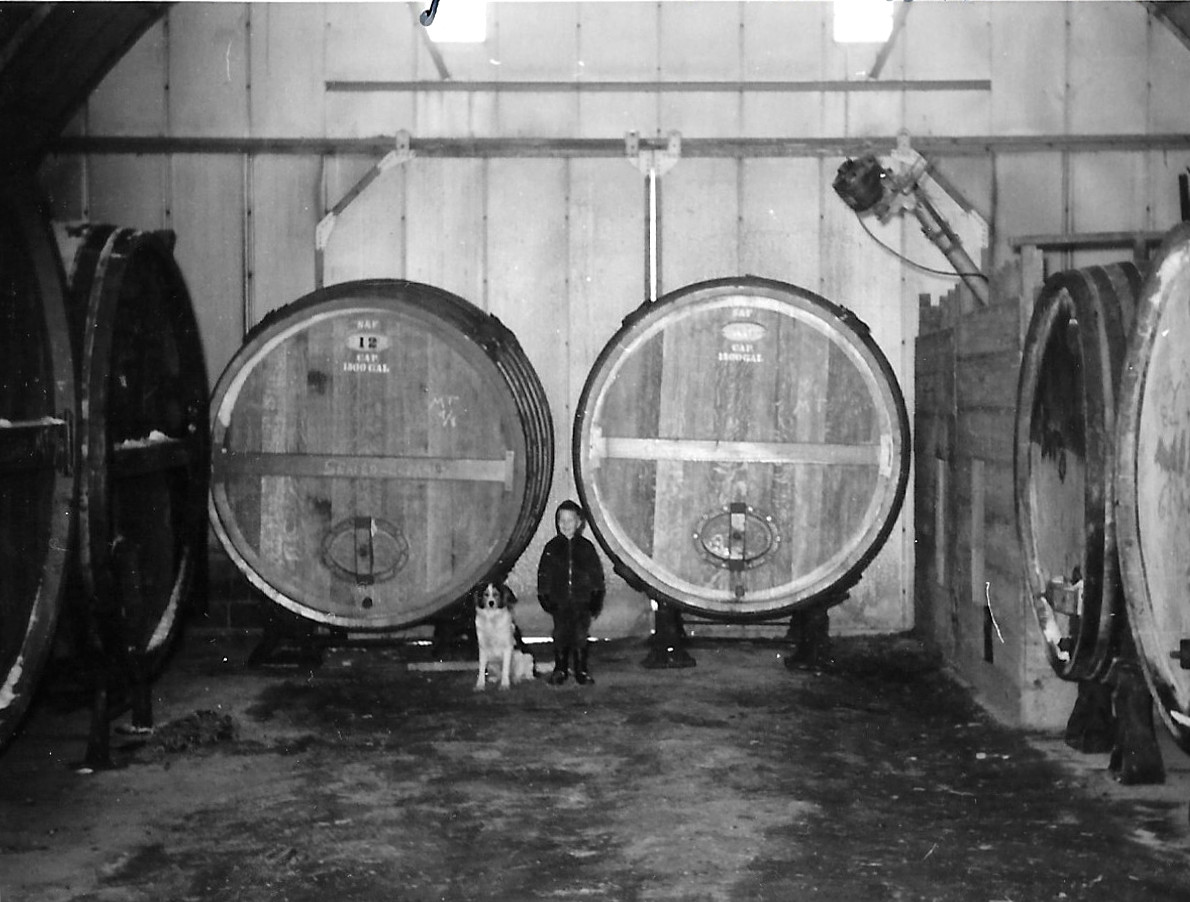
537;500;605;685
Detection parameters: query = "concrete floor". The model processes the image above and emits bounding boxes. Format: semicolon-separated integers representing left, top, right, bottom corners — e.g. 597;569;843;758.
2;629;1189;902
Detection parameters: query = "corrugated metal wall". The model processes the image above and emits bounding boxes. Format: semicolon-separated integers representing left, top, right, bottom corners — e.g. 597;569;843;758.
37;1;1190;639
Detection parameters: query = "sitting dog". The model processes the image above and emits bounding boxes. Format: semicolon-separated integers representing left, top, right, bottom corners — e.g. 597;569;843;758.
472;581;537;691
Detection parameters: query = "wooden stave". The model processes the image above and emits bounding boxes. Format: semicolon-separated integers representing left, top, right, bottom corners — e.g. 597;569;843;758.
0;177;77;751
573;276;911;620
62;225;210;659
1013;262;1141;682
208;279;553;630
1116;223;1190;752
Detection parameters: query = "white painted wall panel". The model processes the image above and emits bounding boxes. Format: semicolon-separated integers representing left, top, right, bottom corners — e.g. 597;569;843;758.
1148;18;1190;133
905;90;991;139
576;2;657;80
904;2;991;80
1070;151;1147;232
567;159;647;407
1069;1;1148;134
324;4;417;137
1069;150;1149;268
989;2;1066;136
845;91;904;137
249;155;320;323
661;158;740;292
495;94;580;137
742;2;827;81
415;31;496;81
415;93;498;137
659;2;740;81
248;4;326;137
577;94;658;139
739;158;823;288
169;4;249;138
659;94;741;137
993;152;1065;262
326;3;415;81
329;94;419;139
88;156;166;230
403;159;486;305
171;154;246;385
88;21;167;136
493;3;578;78
741;93;830;139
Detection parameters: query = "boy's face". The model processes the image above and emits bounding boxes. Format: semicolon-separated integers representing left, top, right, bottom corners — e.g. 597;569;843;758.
558;510;582;539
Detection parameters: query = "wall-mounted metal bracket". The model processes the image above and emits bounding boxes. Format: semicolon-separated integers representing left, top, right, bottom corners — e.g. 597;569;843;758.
625;130;682;177
626;131;682;302
315;129;417;287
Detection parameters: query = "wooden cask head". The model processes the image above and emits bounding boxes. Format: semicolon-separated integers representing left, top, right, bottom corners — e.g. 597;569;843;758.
209;280;553;630
1116;224;1190;751
61;225;210;657
1014;263;1140;681
574;277;909;619
0;178;76;750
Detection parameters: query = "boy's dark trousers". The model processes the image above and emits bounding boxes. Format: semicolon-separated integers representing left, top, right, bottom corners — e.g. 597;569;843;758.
550;603;593;685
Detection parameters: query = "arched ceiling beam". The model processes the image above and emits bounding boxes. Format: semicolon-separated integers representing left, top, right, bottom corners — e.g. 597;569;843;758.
0;2;168;167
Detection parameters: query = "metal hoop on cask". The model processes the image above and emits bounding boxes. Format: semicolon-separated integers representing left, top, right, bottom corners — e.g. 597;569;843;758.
1116;224;1190;752
574;276;910;620
0;178;77;751
208;279;553;630
1014;263;1141;681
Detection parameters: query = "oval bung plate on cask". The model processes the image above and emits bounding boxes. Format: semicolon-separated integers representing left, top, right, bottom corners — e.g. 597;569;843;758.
574;277;910;620
1116;223;1190;751
208;279;552;630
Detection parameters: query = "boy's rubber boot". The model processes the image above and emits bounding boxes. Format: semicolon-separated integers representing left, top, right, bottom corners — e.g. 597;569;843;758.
548;646;569;685
574;644;594;686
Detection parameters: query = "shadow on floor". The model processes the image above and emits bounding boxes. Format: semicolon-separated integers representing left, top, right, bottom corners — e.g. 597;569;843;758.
2;630;1189;902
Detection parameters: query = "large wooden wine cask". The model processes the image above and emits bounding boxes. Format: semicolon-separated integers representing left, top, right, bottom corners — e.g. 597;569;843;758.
1014;263;1142;681
1116;224;1190;751
574;276;910;619
57;224;209;660
0;179;76;750
209;279;553;629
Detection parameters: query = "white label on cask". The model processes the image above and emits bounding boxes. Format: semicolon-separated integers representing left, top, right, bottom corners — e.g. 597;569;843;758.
347;331;391;353
719;319;766;363
721;321;767;344
344;328;391;374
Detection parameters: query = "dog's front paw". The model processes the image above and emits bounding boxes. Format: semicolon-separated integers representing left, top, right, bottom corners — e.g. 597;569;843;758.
498;681;511;691
474;680;487;692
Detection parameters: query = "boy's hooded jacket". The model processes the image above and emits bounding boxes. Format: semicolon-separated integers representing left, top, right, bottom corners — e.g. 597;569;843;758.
537;500;606;618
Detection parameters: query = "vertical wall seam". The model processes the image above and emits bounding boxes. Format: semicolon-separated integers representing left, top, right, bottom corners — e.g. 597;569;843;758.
481;158;489;312
1145;12;1155;231
564;155;573;488
163;11;173;232
1061;4;1072;267
242;3;254;336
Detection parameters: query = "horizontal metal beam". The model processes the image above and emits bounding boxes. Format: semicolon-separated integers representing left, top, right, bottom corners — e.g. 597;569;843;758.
325;79;991;94
1009;230;1170;251
47;133;1190;159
